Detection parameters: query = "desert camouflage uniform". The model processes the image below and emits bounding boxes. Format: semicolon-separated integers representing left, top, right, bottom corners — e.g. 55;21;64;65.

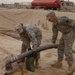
52;16;75;66
20;24;42;59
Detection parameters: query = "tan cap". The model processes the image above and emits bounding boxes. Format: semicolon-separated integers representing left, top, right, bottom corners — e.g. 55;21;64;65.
46;11;55;20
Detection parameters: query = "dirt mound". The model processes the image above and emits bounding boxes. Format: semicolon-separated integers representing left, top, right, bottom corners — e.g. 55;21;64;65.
0;8;75;75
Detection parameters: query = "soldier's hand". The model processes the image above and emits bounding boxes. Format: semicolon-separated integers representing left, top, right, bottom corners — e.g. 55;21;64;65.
52;41;58;49
28;48;32;51
52;40;56;44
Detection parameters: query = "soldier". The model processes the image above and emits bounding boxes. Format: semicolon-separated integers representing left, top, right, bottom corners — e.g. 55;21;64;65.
15;23;42;68
46;11;75;75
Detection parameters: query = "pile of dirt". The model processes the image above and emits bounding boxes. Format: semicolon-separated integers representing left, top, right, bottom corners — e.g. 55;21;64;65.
0;8;75;75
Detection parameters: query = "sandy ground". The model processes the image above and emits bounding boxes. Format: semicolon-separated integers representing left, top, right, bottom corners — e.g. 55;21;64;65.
0;8;75;75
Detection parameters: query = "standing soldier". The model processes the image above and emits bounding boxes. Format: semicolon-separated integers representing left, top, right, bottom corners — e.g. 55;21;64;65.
46;11;75;75
15;23;42;68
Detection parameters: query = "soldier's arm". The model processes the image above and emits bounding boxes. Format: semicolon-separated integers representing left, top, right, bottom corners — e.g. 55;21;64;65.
28;31;38;49
52;23;58;43
70;20;75;27
19;34;26;41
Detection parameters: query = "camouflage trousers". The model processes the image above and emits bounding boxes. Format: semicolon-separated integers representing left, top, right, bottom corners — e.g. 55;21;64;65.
58;30;75;66
21;35;42;61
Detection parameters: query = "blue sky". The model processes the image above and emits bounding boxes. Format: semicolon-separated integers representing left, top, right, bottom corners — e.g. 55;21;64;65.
0;0;75;4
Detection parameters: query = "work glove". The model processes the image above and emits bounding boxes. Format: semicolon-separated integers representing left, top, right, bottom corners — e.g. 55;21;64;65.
28;48;32;51
52;40;58;49
52;40;56;44
28;48;37;57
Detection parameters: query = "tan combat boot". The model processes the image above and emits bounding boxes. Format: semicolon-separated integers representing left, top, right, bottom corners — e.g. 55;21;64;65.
67;64;75;75
51;60;62;68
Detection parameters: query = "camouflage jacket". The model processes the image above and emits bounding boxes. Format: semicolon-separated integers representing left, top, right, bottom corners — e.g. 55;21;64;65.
20;24;42;48
52;16;75;43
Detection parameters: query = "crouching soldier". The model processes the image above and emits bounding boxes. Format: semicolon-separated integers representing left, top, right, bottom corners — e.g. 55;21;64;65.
15;23;42;68
46;11;75;75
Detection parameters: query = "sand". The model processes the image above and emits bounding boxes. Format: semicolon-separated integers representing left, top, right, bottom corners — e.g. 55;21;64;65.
0;8;75;75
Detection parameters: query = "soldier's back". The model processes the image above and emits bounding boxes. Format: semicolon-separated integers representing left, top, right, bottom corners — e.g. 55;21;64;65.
55;16;73;33
25;24;42;36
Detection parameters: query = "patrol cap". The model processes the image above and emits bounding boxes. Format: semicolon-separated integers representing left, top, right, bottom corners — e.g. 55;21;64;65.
46;11;55;20
15;23;23;34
